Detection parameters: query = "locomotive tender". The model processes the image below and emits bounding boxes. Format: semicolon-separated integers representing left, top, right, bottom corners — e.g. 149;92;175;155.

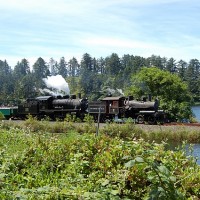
7;94;165;124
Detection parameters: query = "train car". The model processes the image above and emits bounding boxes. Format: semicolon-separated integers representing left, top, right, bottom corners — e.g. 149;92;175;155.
0;107;18;120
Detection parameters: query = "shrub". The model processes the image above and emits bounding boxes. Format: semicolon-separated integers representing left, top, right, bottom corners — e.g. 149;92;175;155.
0;111;5;120
0;130;199;199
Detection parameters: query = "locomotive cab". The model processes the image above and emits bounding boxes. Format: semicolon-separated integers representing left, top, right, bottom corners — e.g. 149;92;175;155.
102;96;126;118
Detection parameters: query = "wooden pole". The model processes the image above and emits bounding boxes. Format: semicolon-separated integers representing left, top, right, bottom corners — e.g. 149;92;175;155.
96;107;101;136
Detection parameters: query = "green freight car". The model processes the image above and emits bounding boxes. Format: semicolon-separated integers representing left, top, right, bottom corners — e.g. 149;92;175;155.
0;107;18;119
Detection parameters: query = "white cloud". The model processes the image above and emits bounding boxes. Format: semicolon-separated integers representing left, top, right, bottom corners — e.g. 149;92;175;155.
80;33;200;62
0;0;200;66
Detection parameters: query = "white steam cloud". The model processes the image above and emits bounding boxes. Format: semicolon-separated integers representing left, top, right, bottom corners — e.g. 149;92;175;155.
116;89;124;96
41;75;70;96
106;88;124;96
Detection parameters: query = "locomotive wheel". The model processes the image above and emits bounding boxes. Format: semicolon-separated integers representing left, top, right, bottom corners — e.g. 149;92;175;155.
137;115;144;124
148;115;156;125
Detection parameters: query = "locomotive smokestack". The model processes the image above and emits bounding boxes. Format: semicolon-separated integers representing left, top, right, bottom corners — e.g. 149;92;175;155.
148;94;152;101
70;94;76;99
78;93;81;99
128;96;134;101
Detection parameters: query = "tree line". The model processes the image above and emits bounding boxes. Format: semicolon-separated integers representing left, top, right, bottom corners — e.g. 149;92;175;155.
0;53;199;119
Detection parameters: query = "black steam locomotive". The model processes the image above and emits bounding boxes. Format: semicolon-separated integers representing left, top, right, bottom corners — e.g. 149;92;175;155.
14;94;166;124
88;96;165;124
17;95;88;120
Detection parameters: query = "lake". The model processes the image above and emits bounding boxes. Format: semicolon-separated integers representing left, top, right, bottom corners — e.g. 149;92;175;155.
183;106;200;164
192;105;200;122
169;143;200;165
171;106;200;165
186;144;200;165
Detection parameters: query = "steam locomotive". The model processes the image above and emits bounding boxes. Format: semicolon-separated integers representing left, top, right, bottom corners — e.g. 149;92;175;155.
17;95;88;121
88;96;165;124
5;94;165;124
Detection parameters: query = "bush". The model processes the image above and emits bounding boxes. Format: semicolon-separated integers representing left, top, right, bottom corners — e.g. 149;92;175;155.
0;111;5;120
0;127;199;199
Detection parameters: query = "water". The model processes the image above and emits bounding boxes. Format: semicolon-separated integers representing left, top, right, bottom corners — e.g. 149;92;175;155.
192;105;200;122
168;143;200;165
168;106;200;165
185;144;200;165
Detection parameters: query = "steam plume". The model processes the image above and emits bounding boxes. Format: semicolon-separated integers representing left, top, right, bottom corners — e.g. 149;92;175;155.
106;88;124;96
41;75;70;96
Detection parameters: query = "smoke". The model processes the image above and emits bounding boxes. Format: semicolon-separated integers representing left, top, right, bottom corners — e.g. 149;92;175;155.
106;88;124;96
41;75;70;96
116;89;124;96
106;88;116;95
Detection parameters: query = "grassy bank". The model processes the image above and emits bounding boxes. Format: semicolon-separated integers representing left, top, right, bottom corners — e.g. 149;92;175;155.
0;119;200;199
2;117;200;143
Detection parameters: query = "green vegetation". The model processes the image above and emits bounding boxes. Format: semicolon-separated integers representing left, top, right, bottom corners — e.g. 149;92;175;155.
0;112;5;120
0;52;200;198
2;116;200;143
126;67;193;121
0;54;199;106
0;119;200;199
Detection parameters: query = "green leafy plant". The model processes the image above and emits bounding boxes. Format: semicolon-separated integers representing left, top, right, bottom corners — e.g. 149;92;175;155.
0;126;199;199
0;111;5;120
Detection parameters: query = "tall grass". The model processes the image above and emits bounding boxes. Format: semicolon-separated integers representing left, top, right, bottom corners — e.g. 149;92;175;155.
1;117;200;143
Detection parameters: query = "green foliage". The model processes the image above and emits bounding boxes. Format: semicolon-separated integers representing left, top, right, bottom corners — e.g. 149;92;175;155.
0;112;5;120
83;113;94;124
32;57;50;94
126;67;193;120
57;57;68;77
185;59;200;100
1;54;200;111
64;114;77;122
101;121;143;139
79;114;96;134
0;125;199;199
66;76;81;95
105;53;121;75
2;118;200;143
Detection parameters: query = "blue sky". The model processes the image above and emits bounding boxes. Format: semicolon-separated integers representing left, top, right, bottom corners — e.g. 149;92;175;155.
0;0;200;67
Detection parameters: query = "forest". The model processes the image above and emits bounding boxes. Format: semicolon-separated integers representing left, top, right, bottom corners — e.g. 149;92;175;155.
0;53;200;120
